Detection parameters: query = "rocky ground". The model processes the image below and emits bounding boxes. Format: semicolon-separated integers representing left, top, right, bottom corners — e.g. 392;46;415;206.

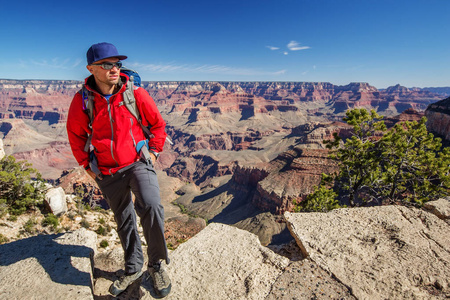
2;198;449;299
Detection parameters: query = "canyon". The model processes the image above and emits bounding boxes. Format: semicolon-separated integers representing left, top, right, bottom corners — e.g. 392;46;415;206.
0;79;448;245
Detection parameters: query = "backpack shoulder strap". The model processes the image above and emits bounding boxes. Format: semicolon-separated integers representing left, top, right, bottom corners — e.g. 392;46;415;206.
123;83;153;138
79;85;94;152
123;83;140;121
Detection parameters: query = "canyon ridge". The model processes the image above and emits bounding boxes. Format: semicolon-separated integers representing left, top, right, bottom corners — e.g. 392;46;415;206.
0;79;449;245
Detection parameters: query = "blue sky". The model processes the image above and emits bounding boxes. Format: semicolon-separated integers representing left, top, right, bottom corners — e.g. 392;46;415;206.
1;0;449;88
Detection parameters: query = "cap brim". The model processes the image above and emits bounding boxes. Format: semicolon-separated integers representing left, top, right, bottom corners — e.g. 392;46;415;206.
93;55;128;63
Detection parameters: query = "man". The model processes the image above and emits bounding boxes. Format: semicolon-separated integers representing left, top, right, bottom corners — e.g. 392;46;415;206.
66;42;171;297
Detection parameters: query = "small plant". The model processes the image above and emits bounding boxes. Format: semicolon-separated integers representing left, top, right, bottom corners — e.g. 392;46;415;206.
80;219;90;229
67;212;76;221
74;186;85;199
0;233;9;244
95;225;107;236
84;203;92;211
100;240;109;248
23;218;37;234
167;242;174;250
177;238;187;244
94;206;104;212
98;217;105;225
7;215;18;222
42;214;59;230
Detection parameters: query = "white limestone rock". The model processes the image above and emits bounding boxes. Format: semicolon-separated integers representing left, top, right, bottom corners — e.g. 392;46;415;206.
44;187;67;216
424;197;450;221
0;228;97;300
142;223;290;299
285;206;450;299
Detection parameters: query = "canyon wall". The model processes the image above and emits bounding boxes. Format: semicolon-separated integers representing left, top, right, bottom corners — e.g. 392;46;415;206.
425;96;450;141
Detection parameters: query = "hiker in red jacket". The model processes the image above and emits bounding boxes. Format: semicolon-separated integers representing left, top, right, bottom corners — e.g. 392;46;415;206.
66;42;171;298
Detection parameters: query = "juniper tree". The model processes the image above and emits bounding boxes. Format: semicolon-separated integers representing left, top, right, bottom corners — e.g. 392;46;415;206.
0;156;45;215
297;108;450;211
325;109;386;206
379;117;450;205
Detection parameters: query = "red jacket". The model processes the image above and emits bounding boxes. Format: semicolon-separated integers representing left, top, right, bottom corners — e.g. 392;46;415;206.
67;74;167;175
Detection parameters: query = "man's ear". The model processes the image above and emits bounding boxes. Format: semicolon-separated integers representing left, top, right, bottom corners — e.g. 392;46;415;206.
86;65;94;74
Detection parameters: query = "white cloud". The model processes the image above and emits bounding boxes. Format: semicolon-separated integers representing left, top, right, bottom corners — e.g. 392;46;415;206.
283;52;289;55
131;62;285;77
266;46;280;50
29;58;82;69
287;41;310;51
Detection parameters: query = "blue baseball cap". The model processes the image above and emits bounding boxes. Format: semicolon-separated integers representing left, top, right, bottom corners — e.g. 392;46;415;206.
86;42;127;65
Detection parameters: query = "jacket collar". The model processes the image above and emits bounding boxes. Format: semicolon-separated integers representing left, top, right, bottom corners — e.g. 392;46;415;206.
84;74;128;95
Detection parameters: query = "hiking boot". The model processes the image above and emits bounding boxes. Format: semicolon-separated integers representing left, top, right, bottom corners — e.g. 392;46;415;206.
147;261;171;298
109;270;144;296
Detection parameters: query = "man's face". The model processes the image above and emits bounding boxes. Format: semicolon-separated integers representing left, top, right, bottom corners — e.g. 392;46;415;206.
86;57;121;88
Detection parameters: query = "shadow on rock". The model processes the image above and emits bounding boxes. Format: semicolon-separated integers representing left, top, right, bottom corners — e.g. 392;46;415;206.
0;233;93;287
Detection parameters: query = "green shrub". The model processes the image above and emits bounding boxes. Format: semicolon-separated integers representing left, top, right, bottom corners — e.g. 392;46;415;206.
0;156;45;215
100;240;109;248
42;214;59;229
80;219;90;229
7;215;17;222
0;233;9;244
23;218;37;234
95;225;107;236
295;184;343;212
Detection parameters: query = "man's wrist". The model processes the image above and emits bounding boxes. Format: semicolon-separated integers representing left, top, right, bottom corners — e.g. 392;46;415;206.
148;149;159;160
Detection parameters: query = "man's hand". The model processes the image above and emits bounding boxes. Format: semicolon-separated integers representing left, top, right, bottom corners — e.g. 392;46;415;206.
86;168;97;179
149;152;157;165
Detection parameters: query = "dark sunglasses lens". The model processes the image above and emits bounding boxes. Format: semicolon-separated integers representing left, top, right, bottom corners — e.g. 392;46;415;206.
102;62;122;70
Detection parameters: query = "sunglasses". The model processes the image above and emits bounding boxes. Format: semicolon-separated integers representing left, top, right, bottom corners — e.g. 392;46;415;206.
90;61;122;70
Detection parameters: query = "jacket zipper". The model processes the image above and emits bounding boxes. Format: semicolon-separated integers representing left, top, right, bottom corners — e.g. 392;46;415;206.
130;118;137;148
106;98;119;174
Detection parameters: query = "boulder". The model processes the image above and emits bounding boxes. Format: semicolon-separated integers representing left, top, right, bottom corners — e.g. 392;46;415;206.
143;223;290;299
44;187;67;216
285;205;450;299
0;228;97;300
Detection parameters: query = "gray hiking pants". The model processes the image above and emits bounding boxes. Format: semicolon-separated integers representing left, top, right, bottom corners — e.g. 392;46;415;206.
96;160;169;274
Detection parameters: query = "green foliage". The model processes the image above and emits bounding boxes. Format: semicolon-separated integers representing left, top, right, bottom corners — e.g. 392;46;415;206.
80;219;90;229
294;174;342;212
100;240;109;248
0;156;45;215
379;118;450;204
295;181;342;212
167;242;174;250
23;217;37;234
0;233;9;244
325;109;386;206
321;108;450;207
7;215;18;222
42;214;59;229
95;225;108;236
